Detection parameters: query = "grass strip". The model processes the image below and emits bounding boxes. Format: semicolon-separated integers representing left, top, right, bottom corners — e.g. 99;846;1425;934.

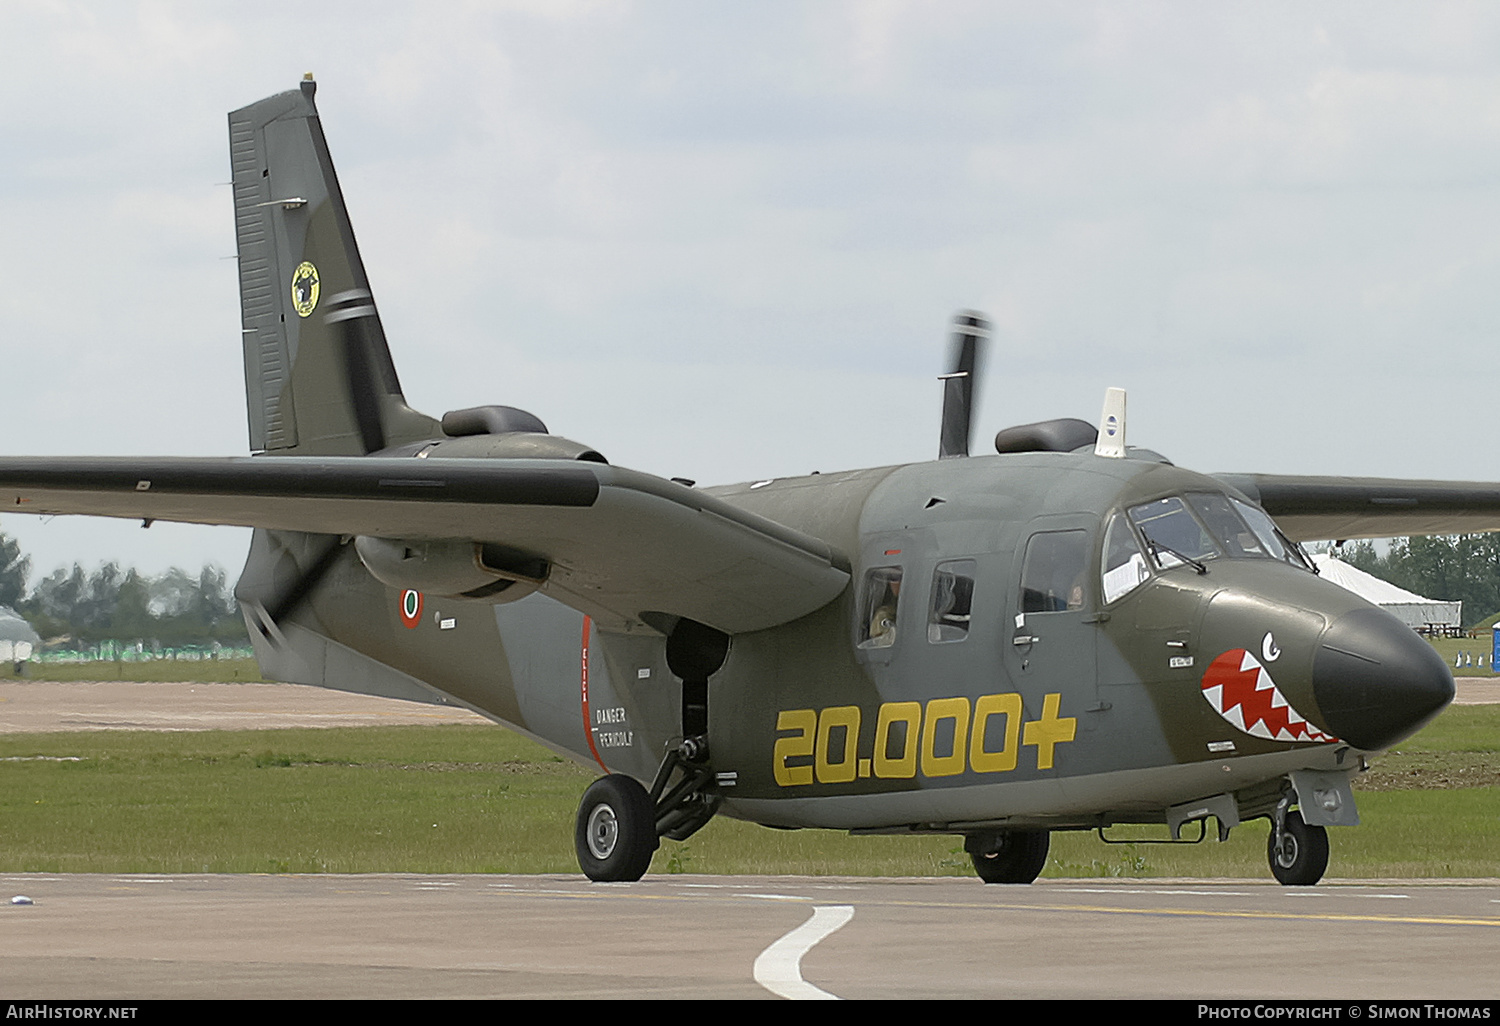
1;657;269;684
0;708;1494;879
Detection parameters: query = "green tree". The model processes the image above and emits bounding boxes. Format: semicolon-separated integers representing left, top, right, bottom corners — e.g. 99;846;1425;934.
24;563;89;640
23;560;248;647
0;532;29;609
110;569;154;640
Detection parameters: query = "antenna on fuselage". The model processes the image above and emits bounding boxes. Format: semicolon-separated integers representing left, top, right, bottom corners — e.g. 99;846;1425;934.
938;311;990;458
1094;387;1127;458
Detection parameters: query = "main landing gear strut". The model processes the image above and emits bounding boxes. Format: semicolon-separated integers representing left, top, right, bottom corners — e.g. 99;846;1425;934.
575;616;729;882
574;737;722;882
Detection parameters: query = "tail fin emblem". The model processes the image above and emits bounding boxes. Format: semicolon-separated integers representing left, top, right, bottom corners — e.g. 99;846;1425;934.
291;261;321;317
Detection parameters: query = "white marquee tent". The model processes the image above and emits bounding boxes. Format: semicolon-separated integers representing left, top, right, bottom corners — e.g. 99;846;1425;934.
0;605;40;663
1312;555;1462;631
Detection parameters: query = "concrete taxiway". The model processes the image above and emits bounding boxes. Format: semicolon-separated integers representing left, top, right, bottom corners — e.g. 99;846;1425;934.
1;873;1498;999
0;679;489;733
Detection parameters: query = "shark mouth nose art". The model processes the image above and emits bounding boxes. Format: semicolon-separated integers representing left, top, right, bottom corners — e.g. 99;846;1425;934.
1201;649;1338;744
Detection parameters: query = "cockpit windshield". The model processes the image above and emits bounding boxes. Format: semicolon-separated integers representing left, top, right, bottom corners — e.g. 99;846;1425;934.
1229;496;1318;572
1120;493;1315;577
1185;493;1268;559
1128;496;1219;569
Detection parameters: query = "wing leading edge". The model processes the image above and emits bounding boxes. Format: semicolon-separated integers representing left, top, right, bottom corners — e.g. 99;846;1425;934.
0;456;850;635
1217;473;1500;542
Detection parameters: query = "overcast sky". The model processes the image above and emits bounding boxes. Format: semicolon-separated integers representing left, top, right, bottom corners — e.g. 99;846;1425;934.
2;1;1499;584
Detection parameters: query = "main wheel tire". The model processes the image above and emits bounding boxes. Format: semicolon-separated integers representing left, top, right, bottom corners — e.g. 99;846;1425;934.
967;830;1050;884
575;774;659;882
1267;810;1329;886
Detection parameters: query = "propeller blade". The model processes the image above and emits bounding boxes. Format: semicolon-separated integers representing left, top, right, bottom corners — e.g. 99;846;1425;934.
938;311;989;458
325;289;387;454
264;534;346;624
244;533;347;650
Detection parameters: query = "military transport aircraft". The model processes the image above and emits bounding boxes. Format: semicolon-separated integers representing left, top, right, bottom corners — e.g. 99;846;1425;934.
0;78;1484;886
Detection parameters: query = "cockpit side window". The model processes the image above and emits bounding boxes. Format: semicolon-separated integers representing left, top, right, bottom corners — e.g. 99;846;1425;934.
928;559;976;643
859;566;904;648
1101;513;1149;604
1020;530;1089;613
1128;497;1219;569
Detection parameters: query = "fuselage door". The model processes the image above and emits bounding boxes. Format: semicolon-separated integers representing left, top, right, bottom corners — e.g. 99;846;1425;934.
1005;514;1101;727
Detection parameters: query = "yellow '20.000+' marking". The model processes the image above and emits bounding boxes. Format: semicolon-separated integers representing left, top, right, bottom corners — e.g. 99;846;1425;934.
773;692;1076;787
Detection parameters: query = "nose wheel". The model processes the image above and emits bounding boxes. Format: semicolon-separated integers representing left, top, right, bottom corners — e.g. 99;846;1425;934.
1267;807;1328;886
965;830;1050;884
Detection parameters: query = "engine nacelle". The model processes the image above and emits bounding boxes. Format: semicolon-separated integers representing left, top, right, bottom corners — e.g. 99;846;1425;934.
354;536;547;602
411;432;607;463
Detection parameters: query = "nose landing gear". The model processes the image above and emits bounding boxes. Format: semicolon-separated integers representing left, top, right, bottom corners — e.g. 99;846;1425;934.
965;830;1051;884
1268;801;1329;886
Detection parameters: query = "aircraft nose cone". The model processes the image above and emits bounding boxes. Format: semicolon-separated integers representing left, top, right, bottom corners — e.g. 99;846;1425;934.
1313;607;1454;750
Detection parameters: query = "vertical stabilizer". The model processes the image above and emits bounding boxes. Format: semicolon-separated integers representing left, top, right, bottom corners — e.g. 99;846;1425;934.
229;77;438;455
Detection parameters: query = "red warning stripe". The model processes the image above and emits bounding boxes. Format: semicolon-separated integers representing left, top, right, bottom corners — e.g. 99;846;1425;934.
579;616;608;772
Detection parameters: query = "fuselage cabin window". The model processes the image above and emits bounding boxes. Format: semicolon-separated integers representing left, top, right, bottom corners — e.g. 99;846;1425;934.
859;567;904;648
928;559;976;643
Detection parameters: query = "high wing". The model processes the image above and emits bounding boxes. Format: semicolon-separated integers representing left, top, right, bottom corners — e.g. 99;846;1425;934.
1216;473;1500;542
0;456;849;635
